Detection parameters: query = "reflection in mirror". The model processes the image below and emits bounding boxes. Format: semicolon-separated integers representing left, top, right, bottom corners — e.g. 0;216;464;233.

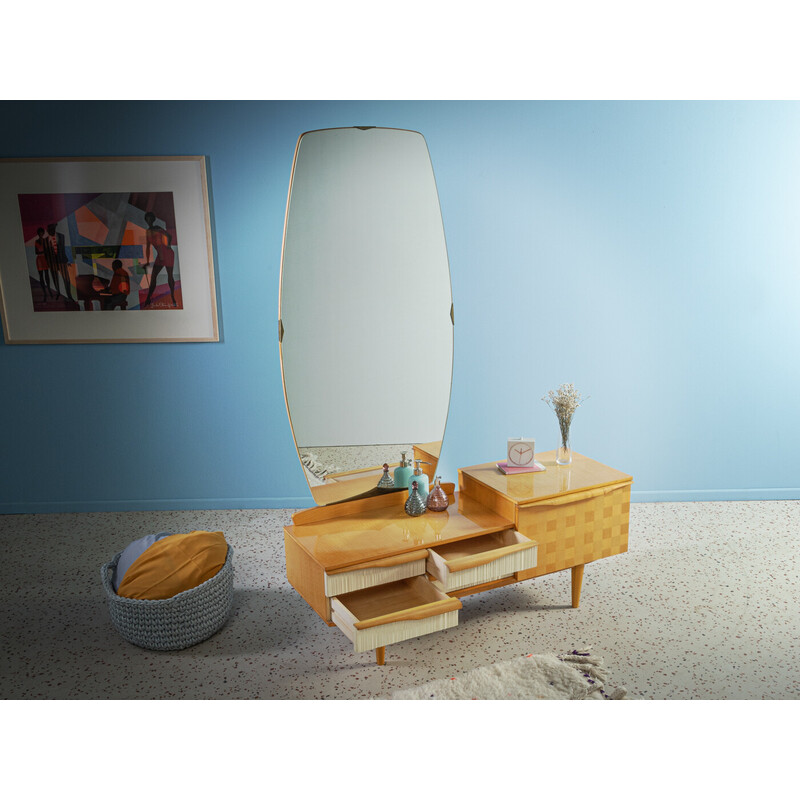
279;127;453;505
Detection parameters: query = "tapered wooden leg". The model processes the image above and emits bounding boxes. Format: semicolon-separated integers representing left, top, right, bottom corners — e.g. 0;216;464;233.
376;646;386;666
571;564;584;608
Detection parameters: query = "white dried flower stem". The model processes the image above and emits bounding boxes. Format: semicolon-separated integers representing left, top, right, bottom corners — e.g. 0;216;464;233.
542;383;587;448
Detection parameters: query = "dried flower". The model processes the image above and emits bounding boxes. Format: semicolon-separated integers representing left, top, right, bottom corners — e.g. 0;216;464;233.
542;383;587;447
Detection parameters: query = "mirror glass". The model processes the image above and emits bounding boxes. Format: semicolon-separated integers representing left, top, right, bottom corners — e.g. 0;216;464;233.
280;127;453;505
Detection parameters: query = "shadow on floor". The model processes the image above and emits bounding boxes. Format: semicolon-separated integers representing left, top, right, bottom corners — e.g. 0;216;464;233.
167;587;330;658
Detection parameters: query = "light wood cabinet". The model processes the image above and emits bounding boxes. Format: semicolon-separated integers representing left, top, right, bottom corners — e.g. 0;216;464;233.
283;451;632;664
459;453;632;584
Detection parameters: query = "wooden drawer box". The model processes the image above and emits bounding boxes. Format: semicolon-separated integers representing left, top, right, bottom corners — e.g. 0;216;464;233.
515;482;631;580
331;576;461;653
427;529;538;592
323;550;428;597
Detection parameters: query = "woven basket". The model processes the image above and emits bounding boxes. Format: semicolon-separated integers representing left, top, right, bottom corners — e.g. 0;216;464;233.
101;545;234;650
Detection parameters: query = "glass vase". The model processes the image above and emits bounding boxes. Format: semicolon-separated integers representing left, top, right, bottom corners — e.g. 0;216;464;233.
556;434;572;465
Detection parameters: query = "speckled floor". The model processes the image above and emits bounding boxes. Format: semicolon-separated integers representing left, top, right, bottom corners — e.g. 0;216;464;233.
1;500;798;700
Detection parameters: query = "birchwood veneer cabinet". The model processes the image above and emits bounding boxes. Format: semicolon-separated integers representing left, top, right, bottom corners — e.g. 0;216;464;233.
284;451;632;665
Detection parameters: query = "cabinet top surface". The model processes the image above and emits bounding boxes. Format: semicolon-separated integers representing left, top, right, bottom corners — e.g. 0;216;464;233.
413;440;442;459
460;451;632;505
286;492;513;572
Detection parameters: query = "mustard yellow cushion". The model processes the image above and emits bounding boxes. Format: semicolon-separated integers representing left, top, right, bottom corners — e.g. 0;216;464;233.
116;530;228;600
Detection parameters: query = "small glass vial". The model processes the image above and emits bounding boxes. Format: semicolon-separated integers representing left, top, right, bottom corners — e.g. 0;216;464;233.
426;475;449;511
377;463;395;489
404;481;427;516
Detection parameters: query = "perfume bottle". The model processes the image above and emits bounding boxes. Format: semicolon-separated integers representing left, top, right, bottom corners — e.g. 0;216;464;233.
393;451;413;489
426;475;449;511
407;460;430;499
376;463;395;489
404;481;427;516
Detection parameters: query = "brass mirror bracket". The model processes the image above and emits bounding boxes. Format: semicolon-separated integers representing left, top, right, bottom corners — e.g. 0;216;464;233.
278;318;284;342
450;303;455;326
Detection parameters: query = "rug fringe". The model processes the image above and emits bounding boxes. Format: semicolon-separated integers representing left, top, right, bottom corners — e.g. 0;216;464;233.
558;649;627;700
300;452;340;480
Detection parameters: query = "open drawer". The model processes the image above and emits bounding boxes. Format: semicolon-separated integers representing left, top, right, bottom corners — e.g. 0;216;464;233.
323;549;428;597
427;529;538;592
330;576;461;653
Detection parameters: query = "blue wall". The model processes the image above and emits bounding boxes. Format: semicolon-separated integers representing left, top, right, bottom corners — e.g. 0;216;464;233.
1;100;798;512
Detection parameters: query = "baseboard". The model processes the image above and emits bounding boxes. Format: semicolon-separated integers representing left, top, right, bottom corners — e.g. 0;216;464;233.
631;488;800;502
2;490;798;515
0;497;316;515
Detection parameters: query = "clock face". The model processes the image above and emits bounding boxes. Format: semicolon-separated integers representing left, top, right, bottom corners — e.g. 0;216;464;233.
509;443;534;466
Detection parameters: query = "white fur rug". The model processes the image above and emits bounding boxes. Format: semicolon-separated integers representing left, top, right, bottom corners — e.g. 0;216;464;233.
387;650;627;700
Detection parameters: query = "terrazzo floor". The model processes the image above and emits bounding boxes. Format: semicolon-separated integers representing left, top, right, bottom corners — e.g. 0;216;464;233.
299;444;414;483
1;500;799;700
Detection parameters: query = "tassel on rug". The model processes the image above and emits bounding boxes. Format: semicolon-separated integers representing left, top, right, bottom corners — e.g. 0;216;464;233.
300;452;339;481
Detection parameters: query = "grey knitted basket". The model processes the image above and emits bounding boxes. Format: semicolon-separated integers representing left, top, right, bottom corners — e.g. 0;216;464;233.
101;545;234;651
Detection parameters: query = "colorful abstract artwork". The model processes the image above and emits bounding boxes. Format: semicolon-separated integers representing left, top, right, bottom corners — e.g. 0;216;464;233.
17;191;183;313
0;156;217;343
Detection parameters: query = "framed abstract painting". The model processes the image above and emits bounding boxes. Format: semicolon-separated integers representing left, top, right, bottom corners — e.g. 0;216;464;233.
0;156;219;343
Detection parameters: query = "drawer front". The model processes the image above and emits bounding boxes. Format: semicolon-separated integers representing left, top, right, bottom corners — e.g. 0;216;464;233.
427;529;538;592
323;550;428;597
331;576;461;653
516;482;631;580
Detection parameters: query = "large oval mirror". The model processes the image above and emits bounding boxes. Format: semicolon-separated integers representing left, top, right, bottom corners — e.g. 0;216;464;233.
279;127;453;505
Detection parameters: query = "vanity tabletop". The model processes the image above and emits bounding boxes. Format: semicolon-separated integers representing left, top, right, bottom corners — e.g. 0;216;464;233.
460;451;632;506
413;440;442;459
286;492;515;572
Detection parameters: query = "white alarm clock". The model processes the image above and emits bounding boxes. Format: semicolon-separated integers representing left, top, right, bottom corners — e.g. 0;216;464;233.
507;437;535;467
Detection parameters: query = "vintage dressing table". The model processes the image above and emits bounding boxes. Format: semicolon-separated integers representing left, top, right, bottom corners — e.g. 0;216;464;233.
279;127;631;664
284;451;631;664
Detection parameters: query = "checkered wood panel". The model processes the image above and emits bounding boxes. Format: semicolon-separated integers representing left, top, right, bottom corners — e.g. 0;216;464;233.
515;483;630;580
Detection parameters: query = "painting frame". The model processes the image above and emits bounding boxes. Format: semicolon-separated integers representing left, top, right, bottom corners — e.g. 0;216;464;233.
0;156;219;344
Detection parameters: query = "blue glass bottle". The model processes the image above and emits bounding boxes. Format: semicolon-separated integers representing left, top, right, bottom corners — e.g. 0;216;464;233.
407;459;430;500
393;451;413;489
